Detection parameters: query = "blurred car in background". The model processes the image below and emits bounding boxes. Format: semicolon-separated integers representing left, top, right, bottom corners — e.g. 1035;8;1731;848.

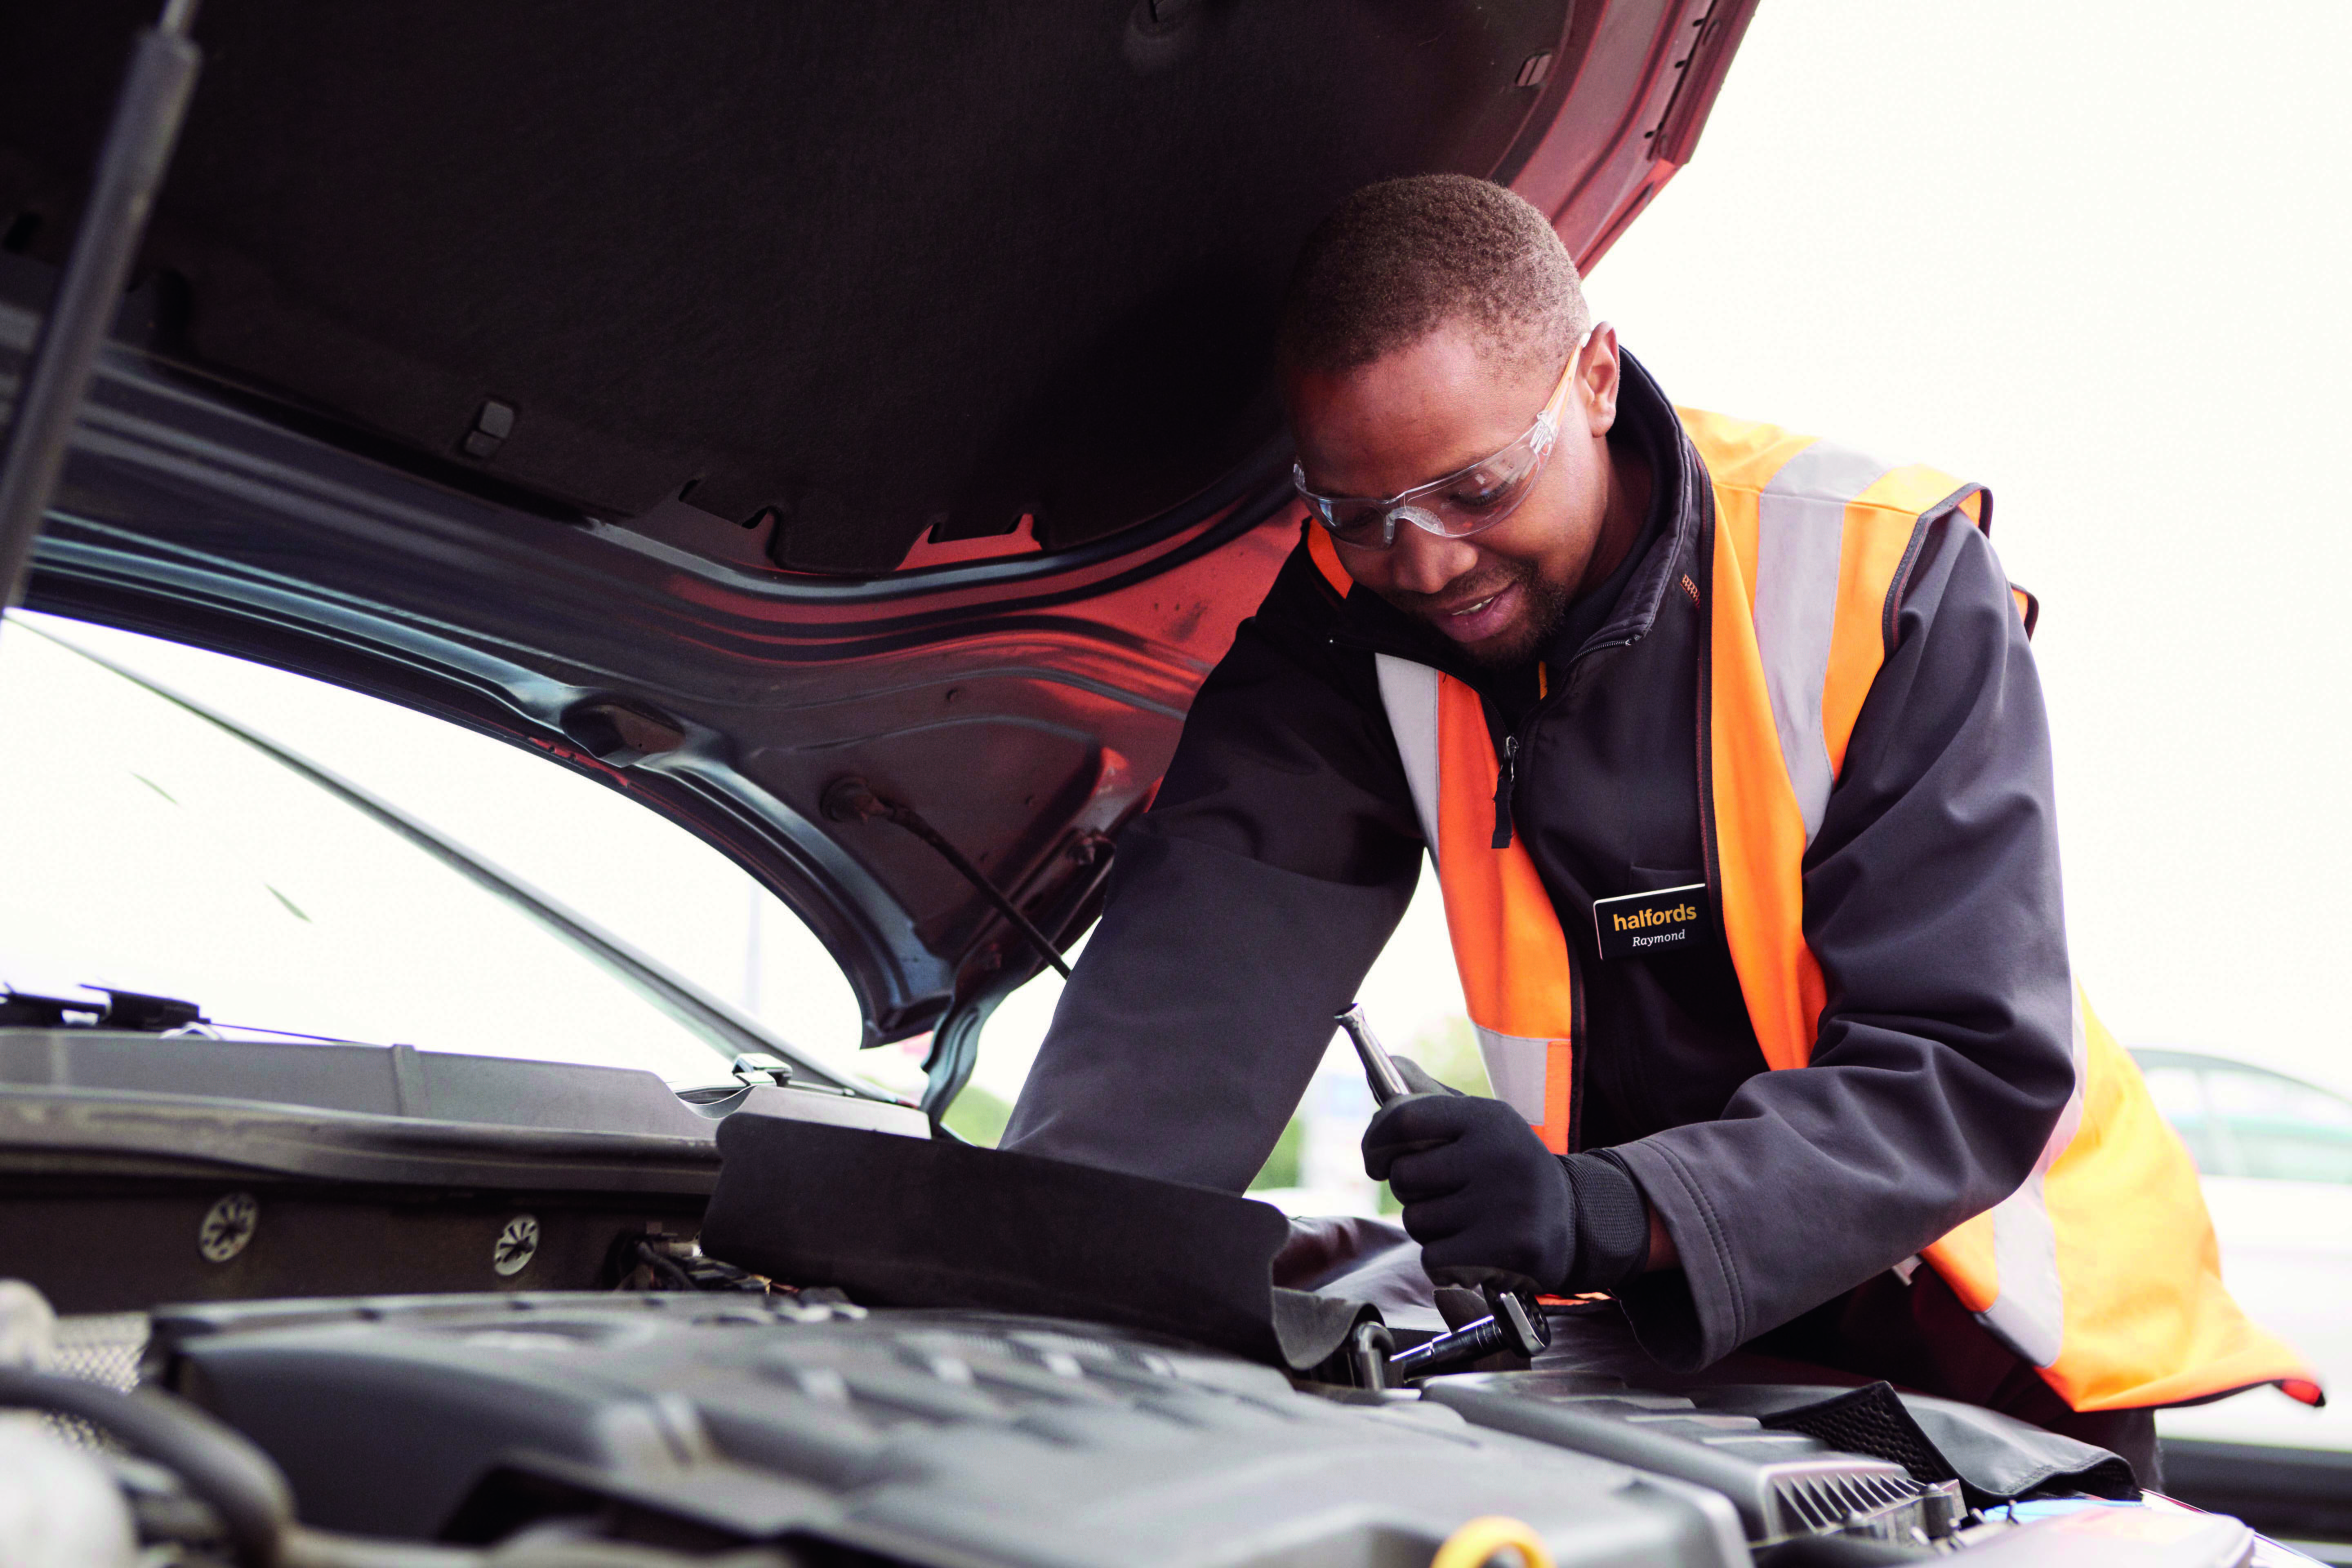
2134;1050;2352;1448
2129;1049;2352;1556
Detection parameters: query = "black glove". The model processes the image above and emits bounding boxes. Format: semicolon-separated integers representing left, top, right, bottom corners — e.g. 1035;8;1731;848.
1363;1073;1652;1296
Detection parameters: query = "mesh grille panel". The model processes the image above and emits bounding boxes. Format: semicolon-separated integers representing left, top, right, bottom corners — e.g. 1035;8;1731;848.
53;1314;148;1391
36;1313;150;1450
1763;1383;1958;1484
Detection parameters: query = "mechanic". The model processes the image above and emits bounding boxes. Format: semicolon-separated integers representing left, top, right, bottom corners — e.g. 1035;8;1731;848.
1002;175;2311;1477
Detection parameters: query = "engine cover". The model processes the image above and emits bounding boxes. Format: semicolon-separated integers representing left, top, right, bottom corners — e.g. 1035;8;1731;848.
146;1292;1745;1567
1423;1372;1962;1545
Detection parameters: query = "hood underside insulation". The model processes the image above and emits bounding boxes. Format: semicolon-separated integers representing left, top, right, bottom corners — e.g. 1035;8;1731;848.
0;0;1569;572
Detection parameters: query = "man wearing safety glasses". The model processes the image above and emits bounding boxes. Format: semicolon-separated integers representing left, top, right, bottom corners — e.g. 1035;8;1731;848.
1005;176;2309;1477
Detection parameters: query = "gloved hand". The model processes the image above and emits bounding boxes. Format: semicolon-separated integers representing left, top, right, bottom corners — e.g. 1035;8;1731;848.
1363;1064;1653;1296
1363;1080;1575;1294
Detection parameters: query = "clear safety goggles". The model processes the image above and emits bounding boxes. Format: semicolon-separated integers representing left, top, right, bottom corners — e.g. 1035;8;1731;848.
1292;329;1592;551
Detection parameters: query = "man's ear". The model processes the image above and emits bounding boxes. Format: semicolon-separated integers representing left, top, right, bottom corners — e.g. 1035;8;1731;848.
1578;322;1623;439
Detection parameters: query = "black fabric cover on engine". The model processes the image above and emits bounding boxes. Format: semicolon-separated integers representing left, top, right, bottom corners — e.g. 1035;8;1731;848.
1697;1382;2139;1506
702;1116;1377;1371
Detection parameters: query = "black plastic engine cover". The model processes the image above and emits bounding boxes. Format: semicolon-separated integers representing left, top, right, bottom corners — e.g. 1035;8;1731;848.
145;1292;1743;1567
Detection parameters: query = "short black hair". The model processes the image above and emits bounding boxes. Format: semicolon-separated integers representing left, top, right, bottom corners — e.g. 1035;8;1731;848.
1276;174;1589;377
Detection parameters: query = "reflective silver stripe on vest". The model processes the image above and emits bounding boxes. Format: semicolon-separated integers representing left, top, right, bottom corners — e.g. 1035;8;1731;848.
1753;441;1889;842
1473;1025;1551;1124
1972;984;2089;1368
1375;654;1445;867
1374;657;1555;1124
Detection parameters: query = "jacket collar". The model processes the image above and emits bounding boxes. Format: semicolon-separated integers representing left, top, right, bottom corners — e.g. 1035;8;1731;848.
1572;348;1701;657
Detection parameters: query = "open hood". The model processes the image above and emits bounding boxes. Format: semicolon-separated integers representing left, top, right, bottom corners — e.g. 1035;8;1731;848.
0;1;1757;1083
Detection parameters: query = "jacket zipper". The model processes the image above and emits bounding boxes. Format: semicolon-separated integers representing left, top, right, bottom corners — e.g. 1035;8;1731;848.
1484;638;1635;849
1479;644;1628;1157
1491;736;1519;848
1332;624;1641;1159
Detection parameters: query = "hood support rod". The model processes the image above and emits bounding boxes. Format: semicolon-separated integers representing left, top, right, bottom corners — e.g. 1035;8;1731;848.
0;0;203;624
824;776;1074;979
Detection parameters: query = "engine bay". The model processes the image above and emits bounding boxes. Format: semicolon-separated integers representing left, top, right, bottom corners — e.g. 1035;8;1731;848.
4;1285;2287;1568
0;1032;2306;1566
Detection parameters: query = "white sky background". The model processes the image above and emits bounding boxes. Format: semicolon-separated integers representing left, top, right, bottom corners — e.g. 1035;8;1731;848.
9;1;2349;1109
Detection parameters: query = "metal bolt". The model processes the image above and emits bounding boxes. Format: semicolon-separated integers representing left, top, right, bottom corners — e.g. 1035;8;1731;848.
461;399;516;459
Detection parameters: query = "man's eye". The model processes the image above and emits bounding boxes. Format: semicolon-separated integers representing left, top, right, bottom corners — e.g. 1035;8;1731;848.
1448;476;1512;510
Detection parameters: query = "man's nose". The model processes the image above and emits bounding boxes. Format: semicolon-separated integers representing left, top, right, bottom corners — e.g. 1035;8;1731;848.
1385;523;1478;597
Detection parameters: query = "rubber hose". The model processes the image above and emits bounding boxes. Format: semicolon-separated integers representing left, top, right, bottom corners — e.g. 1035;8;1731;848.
0;1365;293;1567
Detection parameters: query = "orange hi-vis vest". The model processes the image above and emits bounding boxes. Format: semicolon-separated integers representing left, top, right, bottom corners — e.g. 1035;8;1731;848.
1307;407;2319;1413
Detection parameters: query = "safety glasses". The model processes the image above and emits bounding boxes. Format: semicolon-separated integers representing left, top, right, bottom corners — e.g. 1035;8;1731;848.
1293;329;1592;551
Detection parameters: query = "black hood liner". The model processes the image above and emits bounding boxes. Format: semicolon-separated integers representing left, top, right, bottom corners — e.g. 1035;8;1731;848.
702;1114;1375;1370
0;0;1567;574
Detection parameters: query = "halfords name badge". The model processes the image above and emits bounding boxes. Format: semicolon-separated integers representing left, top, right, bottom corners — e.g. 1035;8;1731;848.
1592;882;1708;961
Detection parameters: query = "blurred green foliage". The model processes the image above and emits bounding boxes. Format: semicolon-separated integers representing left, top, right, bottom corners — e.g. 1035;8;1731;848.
1380;1016;1491;1210
954;1016;1490;1194
1399;1015;1492;1095
941;1082;1013;1146
1250;1014;1490;1202
1248;1115;1305;1190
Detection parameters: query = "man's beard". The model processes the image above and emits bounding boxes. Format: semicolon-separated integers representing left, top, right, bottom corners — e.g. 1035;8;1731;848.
1383;562;1574;670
